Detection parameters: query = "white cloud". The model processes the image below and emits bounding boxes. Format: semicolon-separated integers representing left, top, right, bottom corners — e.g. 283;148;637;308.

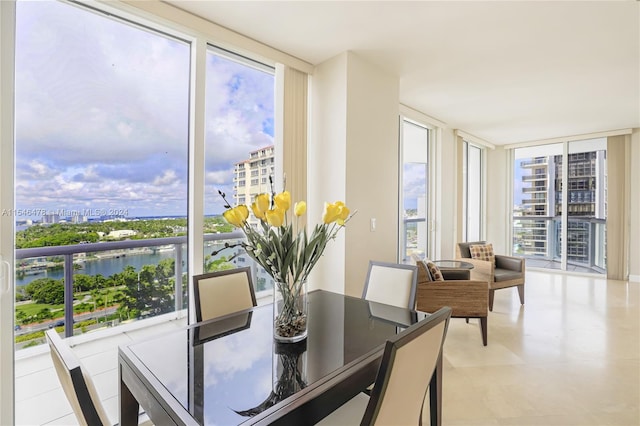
14;1;274;217
152;170;178;186
116;122;133;139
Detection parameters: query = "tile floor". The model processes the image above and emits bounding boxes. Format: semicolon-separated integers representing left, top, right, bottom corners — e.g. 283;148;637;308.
14;270;640;425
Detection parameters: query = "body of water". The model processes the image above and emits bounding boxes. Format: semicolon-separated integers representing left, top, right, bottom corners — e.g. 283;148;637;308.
15;251;181;287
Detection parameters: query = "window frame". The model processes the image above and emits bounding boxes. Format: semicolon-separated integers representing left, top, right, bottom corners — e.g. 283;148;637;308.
462;141;485;242
398;115;433;262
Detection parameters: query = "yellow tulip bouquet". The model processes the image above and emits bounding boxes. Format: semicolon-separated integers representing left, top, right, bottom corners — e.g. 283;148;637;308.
218;182;353;341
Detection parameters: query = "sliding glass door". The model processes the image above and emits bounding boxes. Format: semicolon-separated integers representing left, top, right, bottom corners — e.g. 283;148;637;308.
512;138;607;273
204;47;275;293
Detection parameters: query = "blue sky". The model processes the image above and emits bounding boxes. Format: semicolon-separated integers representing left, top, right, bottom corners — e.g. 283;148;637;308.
15;1;274;219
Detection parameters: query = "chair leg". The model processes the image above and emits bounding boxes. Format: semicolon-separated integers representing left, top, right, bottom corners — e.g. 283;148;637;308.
465;318;469;323
488;289;495;311
517;284;525;305
480;317;487;346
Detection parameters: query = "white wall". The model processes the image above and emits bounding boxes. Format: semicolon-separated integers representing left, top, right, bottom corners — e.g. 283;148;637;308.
308;53;348;294
309;51;399;297
344;52;399;297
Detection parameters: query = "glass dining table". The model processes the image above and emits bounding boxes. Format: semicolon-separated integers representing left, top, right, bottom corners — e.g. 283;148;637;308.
118;289;442;425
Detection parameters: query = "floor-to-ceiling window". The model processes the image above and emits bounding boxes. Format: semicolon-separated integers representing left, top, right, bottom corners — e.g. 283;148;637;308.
512;138;606;273
4;0;288;421
463;141;483;241
12;0;279;347
204;47;275;292
14;0;190;344
399;117;430;261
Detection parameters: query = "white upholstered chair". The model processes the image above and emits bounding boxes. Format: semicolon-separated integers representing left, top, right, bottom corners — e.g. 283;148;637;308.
362;260;418;309
192;267;257;323
317;306;452;425
45;329;152;426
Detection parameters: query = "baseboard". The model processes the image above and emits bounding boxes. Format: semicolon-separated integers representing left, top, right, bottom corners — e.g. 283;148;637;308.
630;274;640;283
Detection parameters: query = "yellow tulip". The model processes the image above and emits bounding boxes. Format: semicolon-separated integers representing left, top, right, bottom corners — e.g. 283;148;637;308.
256;193;270;213
335;201;350;220
334;203;349;225
251;193;269;220
237;204;249;220
265;208;285;227
294;201;307;216
251;202;264;220
274;191;291;211
322;202;341;224
223;205;249;227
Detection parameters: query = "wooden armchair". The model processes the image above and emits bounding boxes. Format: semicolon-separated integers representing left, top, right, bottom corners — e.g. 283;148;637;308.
456;241;525;312
412;256;489;346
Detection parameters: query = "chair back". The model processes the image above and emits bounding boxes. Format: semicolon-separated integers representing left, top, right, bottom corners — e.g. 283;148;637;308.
45;329;111;426
457;241;486;259
193;267;257;322
362;307;452;425
362;261;418;309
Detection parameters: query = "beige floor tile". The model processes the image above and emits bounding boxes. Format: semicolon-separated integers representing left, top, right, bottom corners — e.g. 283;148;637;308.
80;348;118;376
14;367;62;402
495;414;601;426
14;352;54;378
42;412;79;426
15;387;72;426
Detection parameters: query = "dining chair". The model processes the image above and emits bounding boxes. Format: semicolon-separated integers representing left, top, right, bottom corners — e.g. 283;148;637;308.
362;260;418;309
45;329;152;426
192;266;257;323
317;306;452;425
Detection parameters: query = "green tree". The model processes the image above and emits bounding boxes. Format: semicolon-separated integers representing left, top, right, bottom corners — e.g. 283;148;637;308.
116;262;176;320
36;307;53;321
74;274;95;292
24;278;64;304
15;310;27;325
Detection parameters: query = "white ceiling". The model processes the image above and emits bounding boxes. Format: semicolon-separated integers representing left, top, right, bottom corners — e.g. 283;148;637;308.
166;1;639;145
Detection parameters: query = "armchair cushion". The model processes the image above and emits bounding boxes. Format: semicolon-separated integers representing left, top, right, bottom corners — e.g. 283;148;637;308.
457;241;486;258
494;269;524;282
441;269;470;280
425;260;444;281
495;254;523;271
469;243;495;265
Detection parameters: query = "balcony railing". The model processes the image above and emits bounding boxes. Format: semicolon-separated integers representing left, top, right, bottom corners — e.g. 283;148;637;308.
522;187;546;194
400;216;428;262
521;198;547;205
520;158;548;167
15;231;244;339
522;175;548;182
512;216;606;273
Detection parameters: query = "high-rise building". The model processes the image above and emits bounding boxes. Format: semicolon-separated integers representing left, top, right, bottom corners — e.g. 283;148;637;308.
231;145;276;291
553;151;607;263
518;156;555;257
41;213;60;224
517;150;606;267
232;145;275;207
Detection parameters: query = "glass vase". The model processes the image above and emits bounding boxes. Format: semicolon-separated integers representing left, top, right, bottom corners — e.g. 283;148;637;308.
273;278;308;343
